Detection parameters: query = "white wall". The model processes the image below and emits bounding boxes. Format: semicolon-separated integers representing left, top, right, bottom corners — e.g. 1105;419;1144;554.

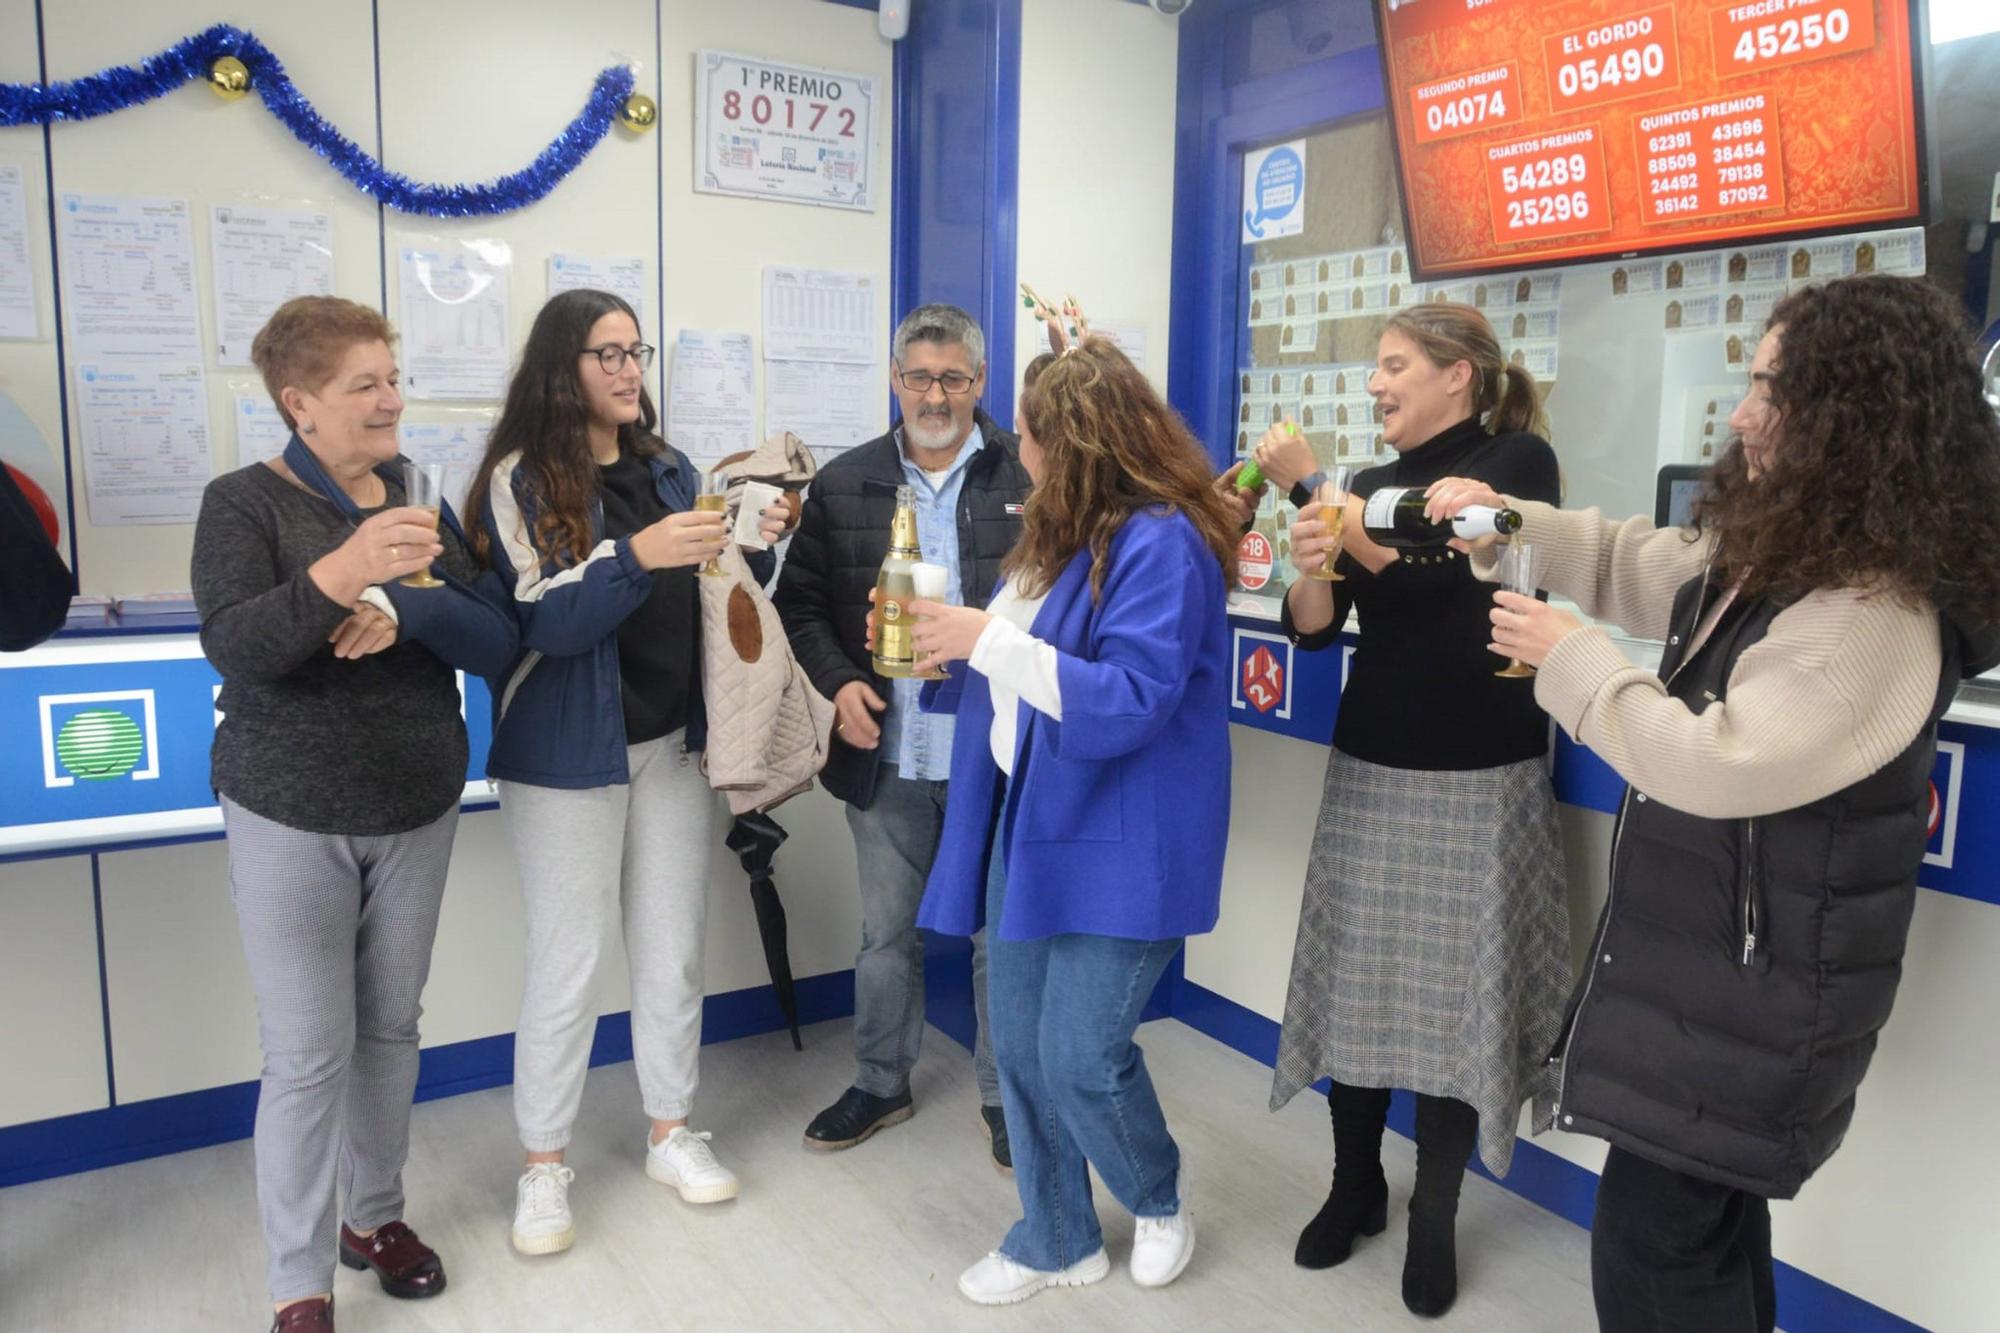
1;0;890;1130
661;0;895;443
0;855;105;1126
0;1;68;576
3;0;892;597
85;795;867;1110
1014;0;1179;402
1198;723;2000;1331
34;0;385;595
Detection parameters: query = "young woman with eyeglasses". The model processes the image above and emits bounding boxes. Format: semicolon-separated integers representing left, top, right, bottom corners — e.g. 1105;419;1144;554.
462;289;791;1257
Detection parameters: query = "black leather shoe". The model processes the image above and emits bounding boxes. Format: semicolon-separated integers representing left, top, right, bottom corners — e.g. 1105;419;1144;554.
804;1085;914;1150
980;1104;1013;1176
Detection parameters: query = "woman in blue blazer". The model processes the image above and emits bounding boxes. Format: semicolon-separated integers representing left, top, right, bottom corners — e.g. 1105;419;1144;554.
906;339;1238;1306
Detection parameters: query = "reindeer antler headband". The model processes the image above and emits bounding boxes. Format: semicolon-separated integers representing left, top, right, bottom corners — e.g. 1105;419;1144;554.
1020;282;1090;355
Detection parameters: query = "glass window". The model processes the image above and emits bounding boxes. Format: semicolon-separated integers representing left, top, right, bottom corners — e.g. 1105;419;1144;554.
1232;115;1409;617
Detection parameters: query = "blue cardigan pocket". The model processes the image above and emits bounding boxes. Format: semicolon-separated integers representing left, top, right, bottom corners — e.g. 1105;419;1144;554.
1016;759;1124;842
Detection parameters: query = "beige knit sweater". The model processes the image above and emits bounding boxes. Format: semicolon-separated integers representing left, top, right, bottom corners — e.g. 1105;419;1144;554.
1480;502;1942;819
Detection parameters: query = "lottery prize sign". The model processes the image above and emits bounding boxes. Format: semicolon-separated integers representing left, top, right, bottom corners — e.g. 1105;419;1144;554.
695;51;878;211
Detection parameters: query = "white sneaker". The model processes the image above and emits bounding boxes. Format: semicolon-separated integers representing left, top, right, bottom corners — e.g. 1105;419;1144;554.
1131;1167;1195;1289
511;1162;576;1256
957;1248;1111;1305
644;1127;741;1204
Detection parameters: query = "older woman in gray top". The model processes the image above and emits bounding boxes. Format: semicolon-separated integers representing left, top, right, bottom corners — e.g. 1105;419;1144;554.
191;296;516;1333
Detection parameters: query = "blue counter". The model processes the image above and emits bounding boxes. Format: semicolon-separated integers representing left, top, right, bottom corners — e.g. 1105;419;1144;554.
7;621;1995;914
1224;611;2000;910
0;634;495;860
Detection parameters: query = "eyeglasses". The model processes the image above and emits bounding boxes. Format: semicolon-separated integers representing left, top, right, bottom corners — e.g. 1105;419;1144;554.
583;342;656;374
897;369;977;396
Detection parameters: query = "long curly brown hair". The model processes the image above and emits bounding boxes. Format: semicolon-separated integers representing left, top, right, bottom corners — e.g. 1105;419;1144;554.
1696;275;2000;619
1007;339;1239;600
464;289;663;569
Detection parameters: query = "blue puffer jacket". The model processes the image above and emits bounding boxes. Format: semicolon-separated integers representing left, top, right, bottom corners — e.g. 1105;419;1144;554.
479;443;772;789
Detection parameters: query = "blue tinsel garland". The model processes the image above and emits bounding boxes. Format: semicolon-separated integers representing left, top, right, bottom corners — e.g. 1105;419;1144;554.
0;24;635;218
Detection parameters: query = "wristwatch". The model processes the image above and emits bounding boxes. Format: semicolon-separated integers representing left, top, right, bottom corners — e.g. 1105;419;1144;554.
1290;470;1327;509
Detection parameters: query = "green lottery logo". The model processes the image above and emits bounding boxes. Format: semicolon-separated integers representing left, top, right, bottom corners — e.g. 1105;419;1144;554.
40;691;159;788
57;710;145;780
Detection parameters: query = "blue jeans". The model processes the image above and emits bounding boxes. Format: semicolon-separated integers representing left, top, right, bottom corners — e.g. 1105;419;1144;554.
985;848;1184;1271
846;765;998;1104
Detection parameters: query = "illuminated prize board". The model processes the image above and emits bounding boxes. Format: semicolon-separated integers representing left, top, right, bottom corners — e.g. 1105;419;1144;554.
1373;0;1927;280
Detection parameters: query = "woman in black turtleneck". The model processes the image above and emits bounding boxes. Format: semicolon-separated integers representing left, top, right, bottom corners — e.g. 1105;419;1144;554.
1253;303;1568;1318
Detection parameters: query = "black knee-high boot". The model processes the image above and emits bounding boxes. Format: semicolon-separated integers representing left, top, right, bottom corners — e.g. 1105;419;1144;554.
1295;1080;1391;1269
1403;1093;1479;1317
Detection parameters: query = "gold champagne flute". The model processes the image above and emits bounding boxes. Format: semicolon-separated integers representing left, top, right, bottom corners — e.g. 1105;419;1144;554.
694;469;729;578
1495;541;1546;679
400;461;446;589
1305;467;1353;583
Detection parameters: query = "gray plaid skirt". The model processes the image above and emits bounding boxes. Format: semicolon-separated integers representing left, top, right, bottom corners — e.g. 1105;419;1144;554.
1269;748;1571;1176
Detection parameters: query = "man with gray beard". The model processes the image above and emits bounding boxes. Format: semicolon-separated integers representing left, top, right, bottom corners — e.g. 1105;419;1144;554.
774;304;1031;1171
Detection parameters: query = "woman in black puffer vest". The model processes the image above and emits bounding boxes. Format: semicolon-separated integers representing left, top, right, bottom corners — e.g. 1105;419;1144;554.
1428;275;2000;1332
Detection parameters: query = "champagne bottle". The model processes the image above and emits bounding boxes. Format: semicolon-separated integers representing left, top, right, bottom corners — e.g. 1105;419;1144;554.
872;485;922;678
1360;486;1520;548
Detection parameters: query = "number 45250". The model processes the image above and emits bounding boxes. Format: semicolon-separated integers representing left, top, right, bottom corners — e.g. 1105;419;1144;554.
1733;9;1852;64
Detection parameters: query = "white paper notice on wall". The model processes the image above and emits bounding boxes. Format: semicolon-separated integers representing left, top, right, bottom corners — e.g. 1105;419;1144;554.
57;194;201;363
765;359;880;459
399;417;491;518
209;206;334;368
1242;140;1306;244
1090;319;1148;372
397;242;511;400
232;393;292;467
76;363;211;526
695;51;877;211
762;266;876;364
547;253;648;329
0;165;36;340
667;330;755;466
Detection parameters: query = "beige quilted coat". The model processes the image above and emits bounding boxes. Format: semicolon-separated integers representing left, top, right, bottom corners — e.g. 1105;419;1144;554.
698;436;834;814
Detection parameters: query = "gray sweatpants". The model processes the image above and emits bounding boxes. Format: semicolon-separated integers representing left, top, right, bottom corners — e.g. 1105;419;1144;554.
220;795;457;1303
501;732;716;1151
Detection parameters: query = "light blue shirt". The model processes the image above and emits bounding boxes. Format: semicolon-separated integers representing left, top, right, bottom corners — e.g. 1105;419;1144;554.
881;424;982;781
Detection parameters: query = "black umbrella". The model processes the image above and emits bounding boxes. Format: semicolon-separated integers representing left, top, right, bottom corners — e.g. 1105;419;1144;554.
725;812;802;1051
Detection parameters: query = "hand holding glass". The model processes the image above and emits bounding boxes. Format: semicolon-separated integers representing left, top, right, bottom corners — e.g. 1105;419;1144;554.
1305;468;1353;582
910;562;950;680
694;470;730;577
1495;542;1546;679
399;462;446;588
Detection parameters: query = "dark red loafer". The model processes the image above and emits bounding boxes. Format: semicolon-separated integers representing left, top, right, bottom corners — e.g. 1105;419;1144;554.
338;1221;447;1298
271;1295;333;1330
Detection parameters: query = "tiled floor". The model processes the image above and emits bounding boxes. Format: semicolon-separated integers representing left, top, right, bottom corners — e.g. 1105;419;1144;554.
0;1017;1598;1330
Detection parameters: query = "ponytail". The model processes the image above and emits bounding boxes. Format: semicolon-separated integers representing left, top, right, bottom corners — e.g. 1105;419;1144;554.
1489;363;1546;437
1386;301;1549;442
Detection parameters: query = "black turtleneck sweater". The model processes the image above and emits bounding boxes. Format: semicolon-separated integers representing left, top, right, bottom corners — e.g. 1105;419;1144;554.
1281;416;1562;770
597;449;701;745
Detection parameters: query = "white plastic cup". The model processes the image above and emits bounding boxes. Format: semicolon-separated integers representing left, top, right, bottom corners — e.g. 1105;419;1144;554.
910;562;949;602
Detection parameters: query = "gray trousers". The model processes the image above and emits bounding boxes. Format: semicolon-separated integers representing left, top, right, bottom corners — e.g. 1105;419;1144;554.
501;733;716;1150
221;795;457;1303
847;764;998;1105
